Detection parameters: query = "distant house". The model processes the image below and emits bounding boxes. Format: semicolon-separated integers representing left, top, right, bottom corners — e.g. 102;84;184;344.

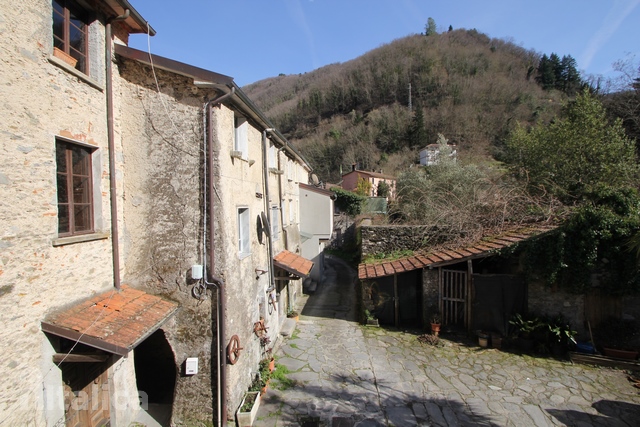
341;165;396;199
419;143;457;166
299;183;335;282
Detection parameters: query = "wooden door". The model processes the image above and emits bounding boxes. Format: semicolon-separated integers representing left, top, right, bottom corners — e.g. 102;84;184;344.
62;362;110;427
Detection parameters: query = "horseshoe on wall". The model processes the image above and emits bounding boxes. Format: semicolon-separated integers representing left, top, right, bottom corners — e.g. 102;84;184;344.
227;335;243;365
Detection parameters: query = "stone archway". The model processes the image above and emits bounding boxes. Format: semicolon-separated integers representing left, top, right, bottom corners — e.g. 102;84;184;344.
134;329;176;426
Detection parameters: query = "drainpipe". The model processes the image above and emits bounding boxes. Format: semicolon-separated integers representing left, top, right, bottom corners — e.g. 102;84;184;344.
275;144;293;313
203;87;234;426
105;9;130;290
262;130;276;296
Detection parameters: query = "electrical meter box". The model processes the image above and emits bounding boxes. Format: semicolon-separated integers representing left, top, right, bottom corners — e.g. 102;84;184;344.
185;357;198;375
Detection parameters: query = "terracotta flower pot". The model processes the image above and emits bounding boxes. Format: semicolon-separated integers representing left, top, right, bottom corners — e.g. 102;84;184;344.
53;47;77;68
431;323;441;336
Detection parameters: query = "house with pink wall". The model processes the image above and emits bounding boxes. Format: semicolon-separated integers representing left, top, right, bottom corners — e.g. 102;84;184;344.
341;165;396;199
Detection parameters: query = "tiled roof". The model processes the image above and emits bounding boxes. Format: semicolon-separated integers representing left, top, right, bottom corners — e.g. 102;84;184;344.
358;225;557;280
274;250;314;278
41;285;178;356
343;170;396;180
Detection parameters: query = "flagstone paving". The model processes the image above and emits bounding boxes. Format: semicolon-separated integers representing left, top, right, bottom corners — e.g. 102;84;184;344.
252;257;640;426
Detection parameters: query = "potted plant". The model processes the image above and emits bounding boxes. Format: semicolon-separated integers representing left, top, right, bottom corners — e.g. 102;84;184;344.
547;314;577;357
364;309;379;326
236;391;260;427
430;312;442;336
249;358;272;395
287;308;299;322
509;313;540;352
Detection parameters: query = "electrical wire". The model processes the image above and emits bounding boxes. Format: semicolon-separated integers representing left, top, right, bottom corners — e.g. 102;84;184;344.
0;289;117;426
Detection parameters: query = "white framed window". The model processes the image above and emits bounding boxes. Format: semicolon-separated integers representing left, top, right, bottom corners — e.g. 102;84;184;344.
282;201;288;226
268;143;277;169
271;205;280;240
238;207;250;256
234;115;248;160
289;199;295;224
286;159;293;181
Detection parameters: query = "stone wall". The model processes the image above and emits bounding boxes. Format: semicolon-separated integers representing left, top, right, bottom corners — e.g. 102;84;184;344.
118;58;220;424
0;2;124;425
360;224;464;256
527;281;586;336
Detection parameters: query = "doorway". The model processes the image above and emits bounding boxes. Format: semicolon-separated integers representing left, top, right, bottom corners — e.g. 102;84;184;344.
370;270;422;327
61;361;110;427
134;329;176;425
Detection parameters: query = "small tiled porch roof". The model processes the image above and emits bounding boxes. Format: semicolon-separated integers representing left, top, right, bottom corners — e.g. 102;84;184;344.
358;225;557;280
41;285;178;356
274;250;314;278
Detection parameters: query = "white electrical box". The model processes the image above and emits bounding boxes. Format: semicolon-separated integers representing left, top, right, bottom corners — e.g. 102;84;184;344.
191;265;203;280
185;357;198;375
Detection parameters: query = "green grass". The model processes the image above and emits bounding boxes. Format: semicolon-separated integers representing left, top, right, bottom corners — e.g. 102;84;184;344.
289;343;299;349
271;363;296;391
291;329;300;340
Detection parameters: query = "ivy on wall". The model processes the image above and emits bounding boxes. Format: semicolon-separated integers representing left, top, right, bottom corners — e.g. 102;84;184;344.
519;187;640;295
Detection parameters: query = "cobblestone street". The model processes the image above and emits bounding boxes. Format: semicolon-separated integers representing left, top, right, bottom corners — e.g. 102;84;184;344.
253;256;640;426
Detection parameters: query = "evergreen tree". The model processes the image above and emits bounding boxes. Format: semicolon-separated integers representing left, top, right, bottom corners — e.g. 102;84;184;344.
560;55;581;95
425;18;437;36
536;54;556;90
407;106;427;148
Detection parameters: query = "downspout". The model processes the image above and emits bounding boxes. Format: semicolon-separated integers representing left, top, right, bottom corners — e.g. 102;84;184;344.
276;144;293;313
262;130;276;295
106;9;130;290
203;87;235;426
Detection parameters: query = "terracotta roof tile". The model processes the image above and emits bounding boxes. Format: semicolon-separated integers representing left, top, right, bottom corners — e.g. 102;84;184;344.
273;250;314;277
358;224;557;279
41;285;179;356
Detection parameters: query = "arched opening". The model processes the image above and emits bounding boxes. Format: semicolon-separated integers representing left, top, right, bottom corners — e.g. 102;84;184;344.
134;329;176;425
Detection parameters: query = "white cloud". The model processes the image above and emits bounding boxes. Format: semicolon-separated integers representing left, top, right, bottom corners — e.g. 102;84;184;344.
285;0;319;69
581;0;640;70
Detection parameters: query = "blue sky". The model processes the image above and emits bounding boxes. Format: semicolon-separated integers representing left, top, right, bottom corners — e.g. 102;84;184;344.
128;0;640;87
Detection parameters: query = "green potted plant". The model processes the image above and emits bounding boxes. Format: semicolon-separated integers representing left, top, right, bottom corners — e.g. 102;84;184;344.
364;309;379;326
248;358;272;397
547;314;577;357
236;391;260;427
509;313;540;352
287;308;299;321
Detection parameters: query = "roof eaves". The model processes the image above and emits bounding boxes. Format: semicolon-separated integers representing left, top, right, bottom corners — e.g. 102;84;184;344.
103;0;156;35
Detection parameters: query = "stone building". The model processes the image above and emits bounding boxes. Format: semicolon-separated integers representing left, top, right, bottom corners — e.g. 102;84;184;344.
0;1;317;425
341;165;396;199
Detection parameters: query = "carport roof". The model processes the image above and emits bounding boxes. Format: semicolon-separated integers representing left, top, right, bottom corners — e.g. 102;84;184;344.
41;285;178;356
358;224;557;280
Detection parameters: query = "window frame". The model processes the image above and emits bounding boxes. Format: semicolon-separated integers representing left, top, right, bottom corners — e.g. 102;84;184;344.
270;205;280;241
53;0;89;75
237;207;251;257
234;115;248;160
56;138;95;238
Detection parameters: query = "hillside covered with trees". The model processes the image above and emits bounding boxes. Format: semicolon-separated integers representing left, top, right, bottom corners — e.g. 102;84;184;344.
244;28;580;183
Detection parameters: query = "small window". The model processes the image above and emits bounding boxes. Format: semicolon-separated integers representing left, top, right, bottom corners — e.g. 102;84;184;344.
56;139;94;236
234;115;248;160
286;159;293;181
268;143;277;169
271;206;280;241
53;0;89;74
289;199;295;224
238;207;250;256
